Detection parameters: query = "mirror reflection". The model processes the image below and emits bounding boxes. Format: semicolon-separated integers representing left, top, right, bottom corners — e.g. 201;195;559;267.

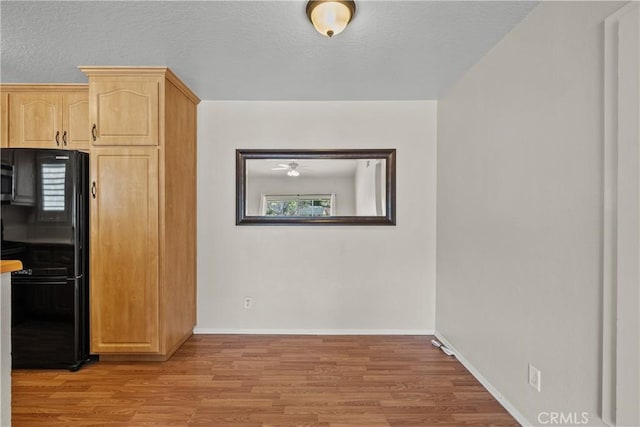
236;149;396;225
245;158;386;217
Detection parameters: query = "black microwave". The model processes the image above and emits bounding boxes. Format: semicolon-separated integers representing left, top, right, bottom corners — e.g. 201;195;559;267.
1;163;12;202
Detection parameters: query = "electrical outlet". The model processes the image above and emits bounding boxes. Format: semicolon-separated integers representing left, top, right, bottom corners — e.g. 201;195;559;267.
243;297;253;309
528;364;541;392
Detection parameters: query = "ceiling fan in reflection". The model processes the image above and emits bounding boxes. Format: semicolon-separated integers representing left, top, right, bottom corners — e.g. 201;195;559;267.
272;161;309;177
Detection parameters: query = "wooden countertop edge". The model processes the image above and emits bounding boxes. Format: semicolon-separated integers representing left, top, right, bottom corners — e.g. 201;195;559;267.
1;260;23;273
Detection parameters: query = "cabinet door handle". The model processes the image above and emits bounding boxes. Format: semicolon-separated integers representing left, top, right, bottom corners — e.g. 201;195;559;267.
55;131;60;146
91;181;96;199
91;124;97;142
62;131;67;146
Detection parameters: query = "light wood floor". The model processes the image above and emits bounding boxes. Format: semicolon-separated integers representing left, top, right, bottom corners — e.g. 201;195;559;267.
12;335;518;426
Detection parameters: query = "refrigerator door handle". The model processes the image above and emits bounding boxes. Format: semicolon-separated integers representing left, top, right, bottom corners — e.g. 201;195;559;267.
11;165;16;201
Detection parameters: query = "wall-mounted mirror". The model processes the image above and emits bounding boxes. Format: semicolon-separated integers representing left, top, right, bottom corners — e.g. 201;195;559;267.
236;149;396;225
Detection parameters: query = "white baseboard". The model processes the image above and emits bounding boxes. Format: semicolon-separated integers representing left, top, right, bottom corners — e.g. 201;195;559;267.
193;328;435;336
434;332;533;427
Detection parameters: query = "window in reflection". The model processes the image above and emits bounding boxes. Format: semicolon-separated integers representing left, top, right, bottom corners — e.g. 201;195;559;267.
262;194;335;217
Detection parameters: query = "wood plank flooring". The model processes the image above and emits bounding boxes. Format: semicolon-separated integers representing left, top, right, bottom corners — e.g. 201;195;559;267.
12;335;518;426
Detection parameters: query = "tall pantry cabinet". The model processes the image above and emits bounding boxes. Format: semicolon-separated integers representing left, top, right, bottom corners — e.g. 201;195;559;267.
80;67;199;360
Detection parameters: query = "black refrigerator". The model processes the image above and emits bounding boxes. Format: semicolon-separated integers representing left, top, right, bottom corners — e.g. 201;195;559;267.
1;148;90;371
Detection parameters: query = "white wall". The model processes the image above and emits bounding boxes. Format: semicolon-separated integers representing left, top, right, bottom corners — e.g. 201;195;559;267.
603;4;640;425
437;2;624;426
197;101;436;333
355;159;384;216
247;175;355;216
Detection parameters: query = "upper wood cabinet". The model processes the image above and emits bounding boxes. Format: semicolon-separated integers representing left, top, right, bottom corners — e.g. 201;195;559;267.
1;85;89;150
9;92;60;148
88;79;159;146
63;92;91;150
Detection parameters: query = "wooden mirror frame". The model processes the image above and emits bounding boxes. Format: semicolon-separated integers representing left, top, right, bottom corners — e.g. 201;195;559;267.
236;149;396;225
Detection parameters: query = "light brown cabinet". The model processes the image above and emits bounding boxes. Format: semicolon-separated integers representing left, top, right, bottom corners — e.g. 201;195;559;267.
1;85;89;150
89;148;160;354
62;92;91;150
81;67;199;361
88;79;159;146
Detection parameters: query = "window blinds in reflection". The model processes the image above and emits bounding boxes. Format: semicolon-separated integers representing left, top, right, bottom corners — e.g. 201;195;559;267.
41;163;66;211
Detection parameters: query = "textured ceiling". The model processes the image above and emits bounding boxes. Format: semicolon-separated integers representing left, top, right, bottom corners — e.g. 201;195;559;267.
1;1;538;100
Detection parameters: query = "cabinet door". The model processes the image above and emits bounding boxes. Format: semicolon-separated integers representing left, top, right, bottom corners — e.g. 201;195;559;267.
90;148;159;353
62;92;89;150
8;93;62;148
12;149;36;206
1;92;8;148
90;79;159;146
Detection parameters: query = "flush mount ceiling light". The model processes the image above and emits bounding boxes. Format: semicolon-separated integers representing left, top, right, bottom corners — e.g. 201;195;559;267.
306;0;356;38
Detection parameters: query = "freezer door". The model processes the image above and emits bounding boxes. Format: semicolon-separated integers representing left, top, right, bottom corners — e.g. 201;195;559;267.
11;276;88;369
